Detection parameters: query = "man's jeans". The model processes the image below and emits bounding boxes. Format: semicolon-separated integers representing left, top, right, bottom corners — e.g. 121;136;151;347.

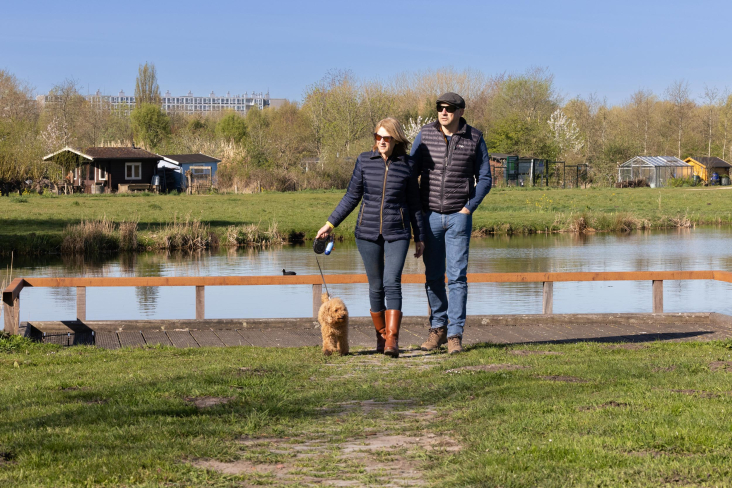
423;210;471;338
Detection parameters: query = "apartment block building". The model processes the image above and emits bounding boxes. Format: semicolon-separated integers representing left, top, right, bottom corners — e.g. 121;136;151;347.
38;89;270;115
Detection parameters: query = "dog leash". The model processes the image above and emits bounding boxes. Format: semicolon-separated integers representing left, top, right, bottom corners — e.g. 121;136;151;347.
315;255;331;299
313;236;334;299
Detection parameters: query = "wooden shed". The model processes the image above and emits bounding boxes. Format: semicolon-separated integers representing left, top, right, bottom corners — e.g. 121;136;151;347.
684;157;731;183
159;153;221;193
43;146;162;193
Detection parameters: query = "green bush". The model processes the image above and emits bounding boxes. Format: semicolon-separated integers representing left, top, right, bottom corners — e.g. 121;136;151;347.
668;177;695;187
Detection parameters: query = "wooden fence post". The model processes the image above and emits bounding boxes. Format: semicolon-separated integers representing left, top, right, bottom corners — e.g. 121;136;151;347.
76;286;86;322
313;284;322;318
652;280;663;313
196;286;205;320
542;281;554;314
3;297;19;336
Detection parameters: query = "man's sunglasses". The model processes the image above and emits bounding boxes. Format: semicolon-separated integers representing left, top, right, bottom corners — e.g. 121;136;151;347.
374;134;393;143
436;104;458;113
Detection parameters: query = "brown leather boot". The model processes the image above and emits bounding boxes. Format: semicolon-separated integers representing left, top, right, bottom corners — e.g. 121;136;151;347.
384;310;402;358
370;310;386;353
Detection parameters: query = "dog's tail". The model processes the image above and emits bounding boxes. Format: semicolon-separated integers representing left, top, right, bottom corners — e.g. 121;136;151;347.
321;292;329;304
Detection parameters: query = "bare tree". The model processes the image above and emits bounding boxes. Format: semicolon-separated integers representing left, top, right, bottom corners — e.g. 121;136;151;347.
627;89;655;155
702;85;720;157
665;80;694;159
719;89;732;160
44;79;85;147
134;62;161;107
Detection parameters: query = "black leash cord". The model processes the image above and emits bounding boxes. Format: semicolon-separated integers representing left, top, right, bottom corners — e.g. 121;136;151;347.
315;255;330;299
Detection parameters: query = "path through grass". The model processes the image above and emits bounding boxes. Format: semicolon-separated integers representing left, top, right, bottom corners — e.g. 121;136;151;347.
2;337;732;486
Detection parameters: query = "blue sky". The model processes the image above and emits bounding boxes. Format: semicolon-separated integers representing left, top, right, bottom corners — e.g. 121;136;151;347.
1;0;730;105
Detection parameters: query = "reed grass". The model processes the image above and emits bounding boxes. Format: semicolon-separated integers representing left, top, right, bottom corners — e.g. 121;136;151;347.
118;221;138;251
60;217;118;254
226;220;286;246
159;215;211;251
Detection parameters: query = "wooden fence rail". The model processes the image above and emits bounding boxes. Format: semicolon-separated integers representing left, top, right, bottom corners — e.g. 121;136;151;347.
4;270;732;335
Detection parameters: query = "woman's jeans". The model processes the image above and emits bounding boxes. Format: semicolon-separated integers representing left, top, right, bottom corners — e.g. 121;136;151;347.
423;210;472;338
356;236;410;312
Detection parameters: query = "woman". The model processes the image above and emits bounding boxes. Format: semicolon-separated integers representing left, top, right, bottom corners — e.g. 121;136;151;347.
316;118;424;358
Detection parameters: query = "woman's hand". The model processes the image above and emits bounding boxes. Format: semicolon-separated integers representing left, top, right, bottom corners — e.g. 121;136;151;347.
316;224;332;240
414;241;424;258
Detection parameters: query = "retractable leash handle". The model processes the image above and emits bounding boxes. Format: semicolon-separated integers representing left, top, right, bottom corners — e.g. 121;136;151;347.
312;234;334;255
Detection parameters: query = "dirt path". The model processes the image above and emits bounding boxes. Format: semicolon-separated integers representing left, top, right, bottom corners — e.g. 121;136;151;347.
192;349;462;486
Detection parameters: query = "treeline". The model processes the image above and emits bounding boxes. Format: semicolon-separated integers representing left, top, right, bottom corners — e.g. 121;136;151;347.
2;66;732;191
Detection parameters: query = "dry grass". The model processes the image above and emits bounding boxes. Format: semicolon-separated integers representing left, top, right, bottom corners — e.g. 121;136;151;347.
61;217;118;254
226;220;286;247
566;213;592;234
118;221;138;251
669;214;693;228
611;212;651;233
159;215;211;251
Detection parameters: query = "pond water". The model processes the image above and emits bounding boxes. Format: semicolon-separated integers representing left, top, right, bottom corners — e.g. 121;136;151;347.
3;227;732;323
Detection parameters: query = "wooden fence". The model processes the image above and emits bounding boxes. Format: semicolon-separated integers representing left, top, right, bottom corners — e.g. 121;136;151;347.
4;271;732;335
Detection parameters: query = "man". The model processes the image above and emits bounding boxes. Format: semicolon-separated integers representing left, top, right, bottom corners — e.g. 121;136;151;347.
410;92;492;354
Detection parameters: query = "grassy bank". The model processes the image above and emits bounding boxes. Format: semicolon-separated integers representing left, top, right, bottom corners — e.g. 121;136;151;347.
1;186;731;254
1;337;732;486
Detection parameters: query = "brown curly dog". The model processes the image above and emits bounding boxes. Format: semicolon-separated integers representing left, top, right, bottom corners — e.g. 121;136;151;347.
318;293;349;356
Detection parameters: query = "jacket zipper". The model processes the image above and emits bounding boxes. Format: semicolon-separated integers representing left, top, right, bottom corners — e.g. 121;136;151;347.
379;158;390;234
359;202;365;226
399;208;405;230
440;130;451;214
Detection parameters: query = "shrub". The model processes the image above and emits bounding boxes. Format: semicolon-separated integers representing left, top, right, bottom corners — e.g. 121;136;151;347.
668;177;694;187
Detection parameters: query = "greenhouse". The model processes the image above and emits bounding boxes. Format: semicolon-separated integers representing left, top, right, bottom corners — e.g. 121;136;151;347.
617;156;693;188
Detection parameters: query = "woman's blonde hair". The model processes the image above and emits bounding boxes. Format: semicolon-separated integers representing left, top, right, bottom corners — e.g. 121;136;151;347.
372;118;410;154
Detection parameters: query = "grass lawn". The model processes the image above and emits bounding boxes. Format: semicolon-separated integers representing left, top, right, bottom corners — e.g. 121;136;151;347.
1;186;732;254
2;337;732;487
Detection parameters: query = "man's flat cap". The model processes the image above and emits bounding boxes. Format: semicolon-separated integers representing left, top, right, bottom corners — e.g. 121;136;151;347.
436;92;465;109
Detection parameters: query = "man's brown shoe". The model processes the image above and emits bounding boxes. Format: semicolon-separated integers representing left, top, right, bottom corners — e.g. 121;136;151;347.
447;335;463;355
421;326;447;351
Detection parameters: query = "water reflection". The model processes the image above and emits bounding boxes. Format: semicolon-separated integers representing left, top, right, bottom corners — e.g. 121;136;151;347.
3;227;732;322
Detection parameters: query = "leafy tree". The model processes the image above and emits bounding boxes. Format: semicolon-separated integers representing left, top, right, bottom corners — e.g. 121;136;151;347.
0;70;44;188
216;112;247;143
134;62;161;107
131;103;170;149
264;101;312;171
245;107;270;168
487;116;557;160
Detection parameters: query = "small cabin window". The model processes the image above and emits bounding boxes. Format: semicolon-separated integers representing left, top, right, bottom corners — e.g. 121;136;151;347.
191;166;211;175
125;162;142;180
98;165;107;180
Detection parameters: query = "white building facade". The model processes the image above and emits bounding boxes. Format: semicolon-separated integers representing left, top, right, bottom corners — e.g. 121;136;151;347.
39;90;270;115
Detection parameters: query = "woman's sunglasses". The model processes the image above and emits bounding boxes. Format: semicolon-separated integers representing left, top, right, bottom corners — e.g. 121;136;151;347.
374;134;393;143
436;104;458;113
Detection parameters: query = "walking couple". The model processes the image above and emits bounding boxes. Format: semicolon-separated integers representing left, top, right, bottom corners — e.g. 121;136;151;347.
316;92;493;358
